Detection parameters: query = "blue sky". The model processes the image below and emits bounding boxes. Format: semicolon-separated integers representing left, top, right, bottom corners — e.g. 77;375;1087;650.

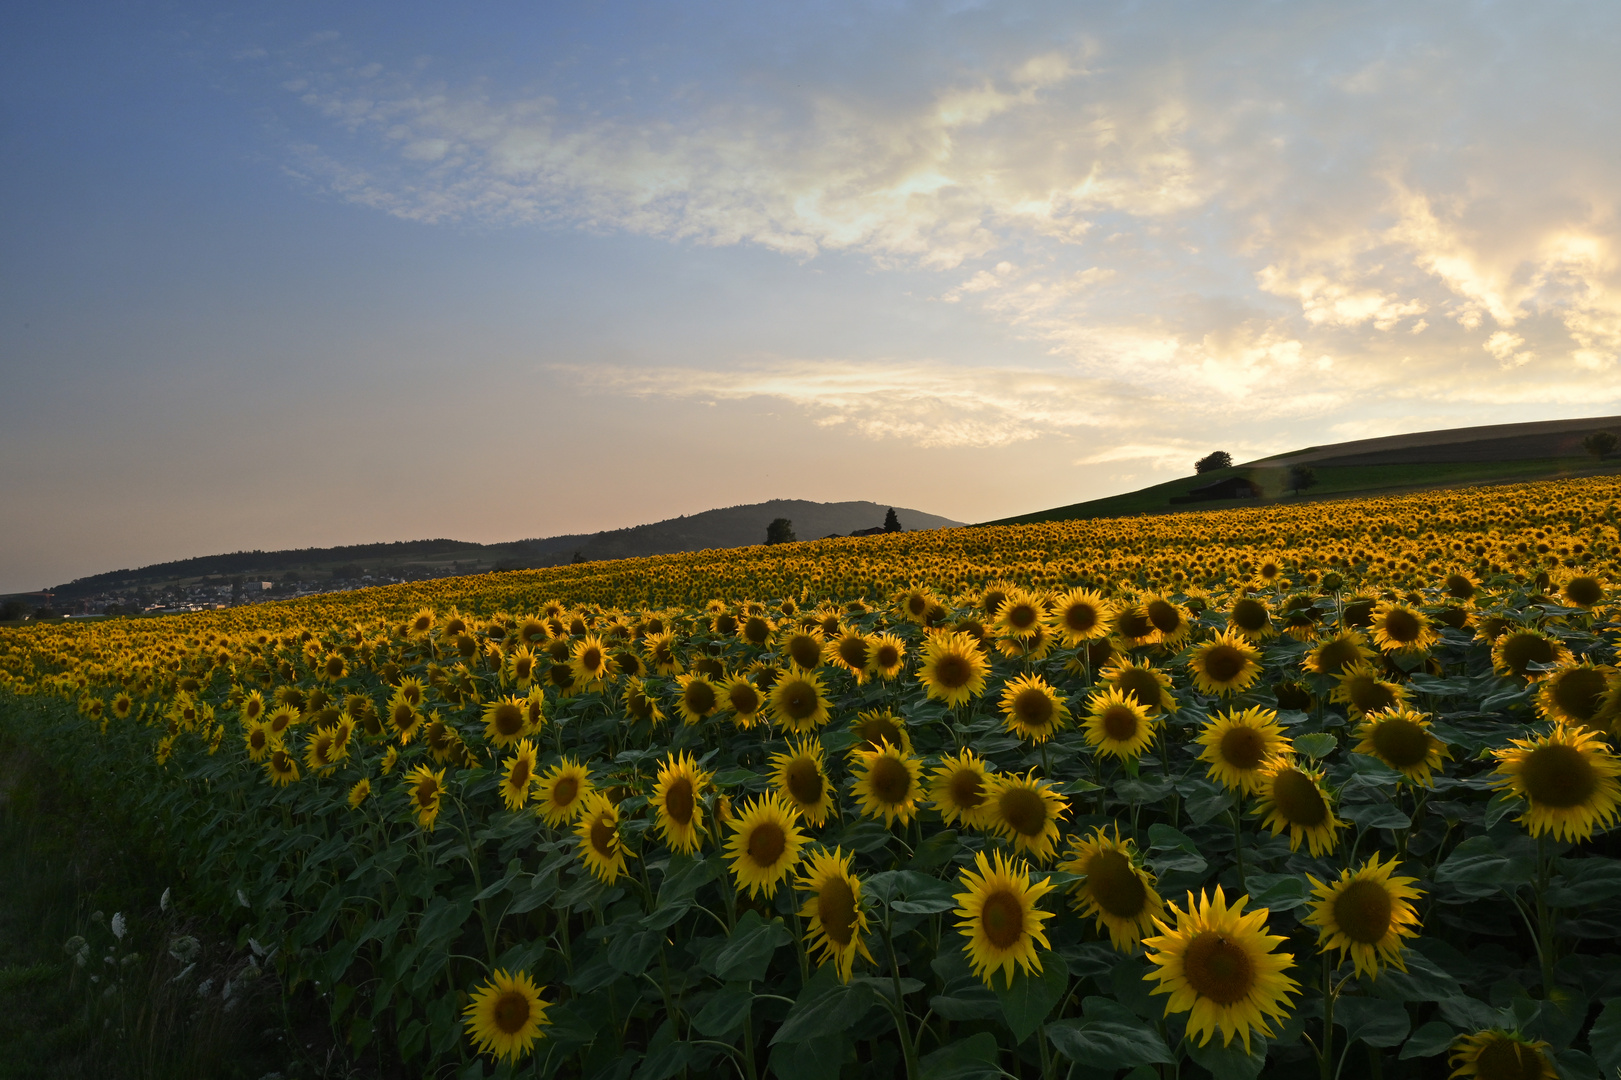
3;1;1620;591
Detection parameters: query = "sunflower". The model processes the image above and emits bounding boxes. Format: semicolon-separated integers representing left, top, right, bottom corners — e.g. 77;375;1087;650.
1051;587;1113;645
535;757;594;827
1082;688;1156;761
574;793;630;884
985;771;1068;863
623;677;665;725
404;764;446;831
999;673;1070;743
1060;826;1165;951
1143;886;1299;1051
851;741;924;826
996;621;1057;661
568;634;617;688
725;793;807;899
779;628;826;671
1535;661;1613;727
1142;593;1192;646
1353;708;1450;785
347;778;371;808
652;751;712;852
1226;596;1275;642
1491;722;1621;841
1107;601;1159;648
499;739;539;812
381;745;398;775
1303;854;1422;980
266;703;300;739
1369;600;1439;655
1102;656;1178;714
504;646;540;691
712;676;762;729
463;969;550;1063
1558;572;1607;610
926;749;995;829
386;699;423;744
1253;760;1343;856
850;708;912;756
242;721;277;763
952;849;1057;988
266;748;300;787
865;633;907;680
770;669;830;734
1302;630;1377;677
643;632;684;677
1448;1030;1557;1080
1331;661;1410;719
918;632;990;707
771;737;835;826
240;690;266;725
1187;632;1265;697
738;612;776;648
1491;628;1574;681
481;696;532;748
1196;707;1291;796
303;728;345;774
825;630;872;682
675;673;721;726
796;848;874;983
994;588;1049;641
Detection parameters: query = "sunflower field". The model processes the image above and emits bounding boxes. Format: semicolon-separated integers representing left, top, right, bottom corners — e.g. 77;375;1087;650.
7;475;1621;1080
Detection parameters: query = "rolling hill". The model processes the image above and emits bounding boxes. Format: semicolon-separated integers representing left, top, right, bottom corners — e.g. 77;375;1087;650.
988;414;1621;526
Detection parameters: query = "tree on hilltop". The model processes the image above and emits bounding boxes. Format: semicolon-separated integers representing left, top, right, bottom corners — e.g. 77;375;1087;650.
1196;451;1233;474
1287;464;1319;495
766;518;797;545
884;508;902;532
1584;431;1618;461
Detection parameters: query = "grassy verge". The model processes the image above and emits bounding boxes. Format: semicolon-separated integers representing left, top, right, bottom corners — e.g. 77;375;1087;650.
0;709;351;1080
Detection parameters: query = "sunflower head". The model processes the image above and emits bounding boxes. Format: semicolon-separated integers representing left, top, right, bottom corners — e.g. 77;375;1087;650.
1227;596;1274;641
851;741;924;827
927;749;995;829
1448;1030;1557;1080
1370;600;1439;655
1353;707;1451;786
1535;662;1612;726
653;751;712;852
1059;826;1164;951
1103;656;1177;713
1304;630;1377;677
796;847;874;983
575;793;630;884
850;708;911;756
1082;687;1156;761
1052;587;1112;645
1000;673;1070;744
725;793;807;899
1492;722;1621;841
1492;628;1574;681
771;737;834;826
918;631;990;707
951;849;1057;988
1196;707;1291;796
535;757;594;827
676;673;721;725
1304;853;1422;980
985;771;1068;864
1188;631;1265;697
770;670;830;734
1331;661;1409;718
1253;759;1343;856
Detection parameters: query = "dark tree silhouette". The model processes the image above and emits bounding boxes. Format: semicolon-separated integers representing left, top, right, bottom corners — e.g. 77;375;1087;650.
766;518;797;545
1287;465;1319;495
1584;431;1618;461
1196;451;1233;474
883;508;902;532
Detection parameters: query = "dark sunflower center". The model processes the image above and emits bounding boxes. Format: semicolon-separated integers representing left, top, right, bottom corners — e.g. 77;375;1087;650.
789;637;823;669
1116;608;1154;640
684;681;717;715
729;684;761;714
1182;931;1256;1005
869;756;913;805
590;816;616;857
1201;645;1248;684
1501;633;1556;678
1552;668;1607;720
1521;743;1598;807
492;703;524;737
1271;769;1328;826
1015;688;1055;729
508;759;532;789
980;890;1025;950
1381;607;1423;643
874;643;901;669
1566;576;1604;608
747;822;787;867
817;878;858;947
1444;574;1476;600
325;657;344;678
1333;879;1393;944
949;769;985;809
907;594;928;616
1102;704;1142;743
491;989;530;1034
414;779;438;809
664;777;695;825
838;637;870;668
1348;677;1397;714
1113;668;1162;710
249;730;267;751
779;680;819;720
1085;849;1146;918
999;787;1048;837
1147;600;1182;634
1063;602;1099;634
513;657;534;679
857;716;902;750
715;614;738;636
1474;1038;1548;1080
933;653;972;689
581;647;602;671
1231;598;1269;633
744;617;772;645
1315;638;1362;674
1368;716;1430;767
1005;603;1039;631
786;759;824;805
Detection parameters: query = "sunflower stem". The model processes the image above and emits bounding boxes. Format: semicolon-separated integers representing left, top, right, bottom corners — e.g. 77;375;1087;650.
1319;951;1336;1080
1229;797;1247;895
879;918;921;1080
1535;835;1557;997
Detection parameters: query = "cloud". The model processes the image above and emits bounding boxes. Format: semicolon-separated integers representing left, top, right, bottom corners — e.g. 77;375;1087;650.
262;2;1621;436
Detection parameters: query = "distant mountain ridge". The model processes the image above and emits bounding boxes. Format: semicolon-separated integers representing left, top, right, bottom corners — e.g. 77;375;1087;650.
46;500;962;598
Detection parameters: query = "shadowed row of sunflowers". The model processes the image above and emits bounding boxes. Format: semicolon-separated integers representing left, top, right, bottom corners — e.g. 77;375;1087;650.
5;476;1621;1079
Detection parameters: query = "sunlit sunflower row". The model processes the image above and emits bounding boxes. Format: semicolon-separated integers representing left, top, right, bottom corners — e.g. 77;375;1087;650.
3;477;1621;1079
